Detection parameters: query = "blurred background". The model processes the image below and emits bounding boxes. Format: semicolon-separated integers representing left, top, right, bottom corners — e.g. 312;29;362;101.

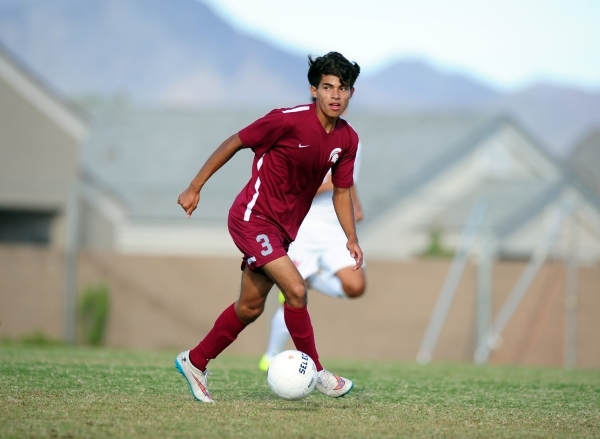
0;0;599;368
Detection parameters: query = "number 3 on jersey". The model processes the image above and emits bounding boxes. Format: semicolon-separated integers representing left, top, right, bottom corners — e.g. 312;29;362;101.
256;234;273;256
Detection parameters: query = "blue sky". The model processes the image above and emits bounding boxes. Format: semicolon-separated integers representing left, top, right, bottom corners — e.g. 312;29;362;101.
200;0;600;92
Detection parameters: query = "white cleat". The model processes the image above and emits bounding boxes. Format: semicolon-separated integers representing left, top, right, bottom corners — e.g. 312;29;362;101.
315;369;354;398
175;350;215;403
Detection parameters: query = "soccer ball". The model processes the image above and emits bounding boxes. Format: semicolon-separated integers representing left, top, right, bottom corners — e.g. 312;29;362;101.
267;350;317;400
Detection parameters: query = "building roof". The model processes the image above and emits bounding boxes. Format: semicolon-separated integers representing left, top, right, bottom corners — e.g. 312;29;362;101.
0;43;88;141
82;107;567;241
566;128;600;205
433;181;565;239
349;112;502;223
82;107;265;224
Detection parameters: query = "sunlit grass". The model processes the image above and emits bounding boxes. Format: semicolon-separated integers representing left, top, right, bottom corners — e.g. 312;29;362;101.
1;344;599;438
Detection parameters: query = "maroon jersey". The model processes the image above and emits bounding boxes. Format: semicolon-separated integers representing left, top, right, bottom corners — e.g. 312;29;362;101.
232;102;359;242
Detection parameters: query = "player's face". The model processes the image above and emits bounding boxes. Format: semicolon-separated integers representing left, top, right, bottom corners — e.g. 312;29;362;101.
311;75;354;123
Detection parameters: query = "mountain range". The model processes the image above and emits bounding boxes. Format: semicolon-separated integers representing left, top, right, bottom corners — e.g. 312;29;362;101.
1;0;599;157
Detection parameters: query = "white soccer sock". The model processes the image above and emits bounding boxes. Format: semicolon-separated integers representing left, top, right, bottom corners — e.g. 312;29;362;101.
308;272;347;299
265;306;290;359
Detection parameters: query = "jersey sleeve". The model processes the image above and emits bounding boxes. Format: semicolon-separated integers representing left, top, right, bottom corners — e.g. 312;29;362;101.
238;110;285;156
331;134;359;188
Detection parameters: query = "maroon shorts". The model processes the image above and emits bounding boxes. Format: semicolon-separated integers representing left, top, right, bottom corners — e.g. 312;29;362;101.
228;214;291;272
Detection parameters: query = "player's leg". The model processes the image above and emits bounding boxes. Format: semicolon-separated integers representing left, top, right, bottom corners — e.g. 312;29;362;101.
176;268;273;402
176;267;273;402
189;267;273;369
261;254;310;307
259;292;288;372
262;256;354;397
177;215;284;402
309;246;366;299
260;255;319;364
308;272;346;298
235;266;275;323
259;243;319;371
333;265;366;298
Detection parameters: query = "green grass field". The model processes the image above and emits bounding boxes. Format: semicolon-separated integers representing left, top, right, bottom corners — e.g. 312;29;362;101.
1;343;599;438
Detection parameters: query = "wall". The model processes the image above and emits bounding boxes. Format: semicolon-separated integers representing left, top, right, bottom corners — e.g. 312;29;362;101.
1;247;598;368
0;64;82;249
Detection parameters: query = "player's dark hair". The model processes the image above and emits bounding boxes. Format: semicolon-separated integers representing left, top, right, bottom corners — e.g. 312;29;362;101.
307;52;360;88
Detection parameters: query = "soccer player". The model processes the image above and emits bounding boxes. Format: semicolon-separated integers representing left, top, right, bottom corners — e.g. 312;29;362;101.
175;52;362;403
258;142;367;372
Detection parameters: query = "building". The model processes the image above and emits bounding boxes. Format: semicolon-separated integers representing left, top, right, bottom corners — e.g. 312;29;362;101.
0;46;88;248
79;106;264;255
79;107;600;262
351;113;600;262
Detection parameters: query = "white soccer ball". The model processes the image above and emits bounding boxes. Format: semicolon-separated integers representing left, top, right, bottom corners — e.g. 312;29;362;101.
267;350;318;400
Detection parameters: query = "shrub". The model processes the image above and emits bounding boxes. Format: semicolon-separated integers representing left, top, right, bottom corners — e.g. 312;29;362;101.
422;229;454;258
78;284;110;346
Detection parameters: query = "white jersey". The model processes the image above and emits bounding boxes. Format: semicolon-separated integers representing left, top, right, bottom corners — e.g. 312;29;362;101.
288;142;363;278
303;139;362;226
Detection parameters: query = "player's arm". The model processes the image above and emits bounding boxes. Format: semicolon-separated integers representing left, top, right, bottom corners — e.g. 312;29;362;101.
332;185;363;270
178;133;246;218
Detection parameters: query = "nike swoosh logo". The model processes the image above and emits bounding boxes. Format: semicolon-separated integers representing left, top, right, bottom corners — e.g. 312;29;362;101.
334;375;345;390
299;144;310;148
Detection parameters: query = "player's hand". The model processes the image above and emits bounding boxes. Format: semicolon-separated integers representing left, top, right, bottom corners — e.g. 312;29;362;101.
347;239;363;271
177;186;200;218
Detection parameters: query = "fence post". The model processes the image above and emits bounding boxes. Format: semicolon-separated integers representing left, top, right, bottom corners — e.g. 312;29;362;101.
564;214;579;368
63;181;80;344
475;221;494;364
474;201;573;364
417;199;488;364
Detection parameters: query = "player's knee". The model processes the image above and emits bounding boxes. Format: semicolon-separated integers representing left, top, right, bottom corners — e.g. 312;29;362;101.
236;302;264;324
343;282;366;298
282;283;307;307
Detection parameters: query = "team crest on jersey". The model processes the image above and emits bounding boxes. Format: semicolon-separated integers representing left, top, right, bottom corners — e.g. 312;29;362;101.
329;148;342;164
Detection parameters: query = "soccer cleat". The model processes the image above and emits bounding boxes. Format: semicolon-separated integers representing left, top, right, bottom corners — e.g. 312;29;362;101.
258;354;272;372
175;350;215;403
315;369;354;398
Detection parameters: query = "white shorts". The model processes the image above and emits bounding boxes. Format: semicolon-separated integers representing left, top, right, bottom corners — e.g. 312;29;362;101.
288;193;364;279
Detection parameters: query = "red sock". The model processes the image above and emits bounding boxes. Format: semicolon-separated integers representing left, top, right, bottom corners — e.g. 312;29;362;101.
189;303;247;371
283;303;322;371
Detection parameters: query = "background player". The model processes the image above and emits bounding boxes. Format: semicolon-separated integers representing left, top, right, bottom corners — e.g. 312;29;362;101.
175;52;362;402
259;141;367;372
